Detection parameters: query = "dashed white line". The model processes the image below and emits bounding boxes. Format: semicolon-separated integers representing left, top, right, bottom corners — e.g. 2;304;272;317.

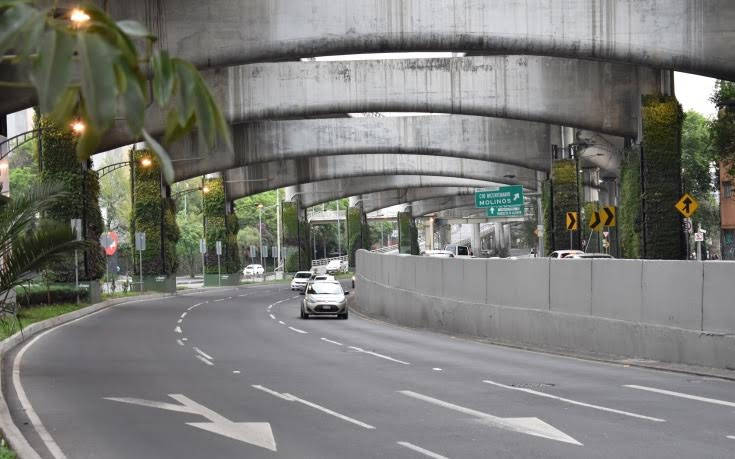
213;298;226;303
397;441;449;459
432;368;443;372
176;339;185;346
180;312;187;318
193;347;213;361
237;294;250;297
278;321;285;325
269;314;276;320
288;326;308;334
252;385;374;429
187;302;204;311
321;338;343;346
182;337;188;342
177;319;183;324
233;370;241;375
484;380;665;422
624;385;735;408
348;346;410;365
727;435;735;440
174;326;182;334
195;355;214;366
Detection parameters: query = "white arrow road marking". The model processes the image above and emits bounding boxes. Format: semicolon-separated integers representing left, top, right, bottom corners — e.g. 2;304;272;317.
727;435;735;440
624;385;735;408
483;380;665;422
195;355;214;366
399;390;582;446
252;385;375;429
193;347;213;361
397;441;449;459
105;394;276;451
348;346;410;365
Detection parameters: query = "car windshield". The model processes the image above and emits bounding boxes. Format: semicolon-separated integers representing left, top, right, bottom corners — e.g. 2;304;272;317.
295;273;311;278
457;246;469;256
308;283;343;295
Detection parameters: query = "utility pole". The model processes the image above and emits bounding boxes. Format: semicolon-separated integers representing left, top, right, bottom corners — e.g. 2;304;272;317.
276;189;282;270
336;200;341;256
258;204;264;268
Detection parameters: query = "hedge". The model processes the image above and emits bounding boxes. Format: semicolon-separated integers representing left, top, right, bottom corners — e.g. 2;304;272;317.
641;95;685;259
15;284;89;306
130;150;179;275
203;178;241;274
36;117;104;281
549;159;580;252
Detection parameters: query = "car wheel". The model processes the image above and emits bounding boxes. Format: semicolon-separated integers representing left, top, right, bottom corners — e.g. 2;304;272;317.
339;311;348;320
300;306;309;320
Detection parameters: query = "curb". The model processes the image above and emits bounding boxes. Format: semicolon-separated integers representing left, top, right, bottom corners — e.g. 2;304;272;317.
0;286;231;459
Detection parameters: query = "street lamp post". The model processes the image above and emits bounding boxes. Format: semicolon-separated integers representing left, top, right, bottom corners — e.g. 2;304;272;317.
257;204;264;271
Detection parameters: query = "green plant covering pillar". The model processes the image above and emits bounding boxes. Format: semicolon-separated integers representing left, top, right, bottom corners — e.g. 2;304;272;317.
618;147;642;259
347;205;371;267
546;159;581;252
130;150;179;292
283;201;312;272
640;95;685;259
203;177;242;285
36;117;104;290
398;210;419;255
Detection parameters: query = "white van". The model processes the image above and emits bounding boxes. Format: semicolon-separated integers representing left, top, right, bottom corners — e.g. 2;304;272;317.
444;244;472;257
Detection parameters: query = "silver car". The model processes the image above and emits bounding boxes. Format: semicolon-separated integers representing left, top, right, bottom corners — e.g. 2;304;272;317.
300;281;349;320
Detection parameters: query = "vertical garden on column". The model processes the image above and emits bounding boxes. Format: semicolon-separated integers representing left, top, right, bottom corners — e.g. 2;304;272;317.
347;206;371;267
546;159;580;252
203;177;241;285
37;117;104;297
282;202;311;272
640;95;685;259
130;150;179;292
397;211;419;255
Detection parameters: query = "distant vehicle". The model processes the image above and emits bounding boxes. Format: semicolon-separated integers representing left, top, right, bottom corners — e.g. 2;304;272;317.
566;253;614;259
244;264;264;276
422;250;454;258
444;244;472;257
301;280;349;320
549;250;584;259
301;274;336;293
325;259;348;274
290;271;312;290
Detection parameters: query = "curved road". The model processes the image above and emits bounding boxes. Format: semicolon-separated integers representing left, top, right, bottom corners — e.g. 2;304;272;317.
5;284;735;458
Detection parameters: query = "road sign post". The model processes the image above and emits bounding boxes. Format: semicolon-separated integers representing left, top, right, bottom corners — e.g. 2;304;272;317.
216;241;223;287
565;212;579;250
135;232;146;292
199;239;206;282
675;193;699;218
71;219;82;303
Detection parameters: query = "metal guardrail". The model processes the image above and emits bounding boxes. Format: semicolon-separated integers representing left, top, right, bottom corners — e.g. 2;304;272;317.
311;255;348;267
0;129;40;160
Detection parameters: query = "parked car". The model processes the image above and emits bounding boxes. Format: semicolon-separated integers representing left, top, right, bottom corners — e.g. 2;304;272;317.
444;244;472;257
301;280;349;320
421;250;454;258
244;264;264;276
549;250;584;259
325;259;348;274
566;253;614;259
290;271;313;290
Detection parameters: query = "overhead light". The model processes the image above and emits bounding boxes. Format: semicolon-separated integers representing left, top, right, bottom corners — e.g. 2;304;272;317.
69;8;90;25
202;186;210;193
140;157;153;167
70;120;85;134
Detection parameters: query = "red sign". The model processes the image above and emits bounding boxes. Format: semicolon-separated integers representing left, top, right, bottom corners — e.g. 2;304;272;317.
102;231;118;256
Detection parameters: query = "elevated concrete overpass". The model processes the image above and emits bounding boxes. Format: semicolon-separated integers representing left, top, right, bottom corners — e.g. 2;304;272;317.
223;154;539;201
100;0;735;80
359;187;479;215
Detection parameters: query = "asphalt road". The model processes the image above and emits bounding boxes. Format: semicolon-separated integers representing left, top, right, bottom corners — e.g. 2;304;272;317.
5;284;735;458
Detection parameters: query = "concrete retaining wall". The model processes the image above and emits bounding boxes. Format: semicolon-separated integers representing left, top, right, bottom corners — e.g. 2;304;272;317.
355;251;735;370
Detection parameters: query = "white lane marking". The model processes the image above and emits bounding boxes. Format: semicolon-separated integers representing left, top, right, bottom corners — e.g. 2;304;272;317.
432;368;443;372
177;339;185;346
182;337;188;342
213;298;226;303
187;302;204;311
321;338;343;346
278;321;285;325
174;326;182;334
238;294;250;297
196;355;214;366
227;296;233;299
180;312;187;318
727;435;735;440
252;385;374;429
624;385;735;408
177;319;183;324
193;347;213;361
269;314;276;320
483;380;664;422
267;305;273;310
233;370;241;375
14;331;69;458
288;326;308;334
106;394;276;451
348;346;410;365
397;441;449;459
399;390;581;446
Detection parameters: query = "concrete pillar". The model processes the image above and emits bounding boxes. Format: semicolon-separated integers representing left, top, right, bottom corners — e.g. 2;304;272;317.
494;223;503;251
347;197;369;267
282;199;311;271
398;208;419;255
503;224;512;250
439;225;452;248
471;223;481;255
425;218;435;251
536;171;546;256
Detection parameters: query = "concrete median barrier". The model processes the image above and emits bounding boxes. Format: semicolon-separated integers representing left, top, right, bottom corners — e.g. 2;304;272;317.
354;251;735;370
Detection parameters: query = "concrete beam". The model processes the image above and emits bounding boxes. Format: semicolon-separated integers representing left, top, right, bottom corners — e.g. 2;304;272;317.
102;0;735;80
361;187;479;215
99;56;658;153
223;154;539;201
287;176;503;209
410;195;486;218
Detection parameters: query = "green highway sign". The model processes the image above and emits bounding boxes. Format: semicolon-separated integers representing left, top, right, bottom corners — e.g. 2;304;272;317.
476;185;524;209
487;205;524;218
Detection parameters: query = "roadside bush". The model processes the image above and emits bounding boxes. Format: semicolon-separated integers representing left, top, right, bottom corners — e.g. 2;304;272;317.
15;284;88;306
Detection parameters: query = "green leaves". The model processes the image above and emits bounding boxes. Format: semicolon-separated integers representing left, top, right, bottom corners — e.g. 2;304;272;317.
29;29;74;114
152;50;174;106
77;33;119;131
0;1;35;58
142;129;175;184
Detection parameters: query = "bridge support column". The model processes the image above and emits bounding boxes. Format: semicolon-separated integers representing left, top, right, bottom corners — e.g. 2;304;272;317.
398;208;419;255
546;155;581;252
425;217;435;251
439;224;451;248
471;223;481;255
203;176;242;286
282;198;312;272
347;197;370;267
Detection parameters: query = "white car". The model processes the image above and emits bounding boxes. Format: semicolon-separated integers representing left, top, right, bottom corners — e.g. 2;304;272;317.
290;271;313;290
301;280;349;320
549;250;584;259
325;259;348;274
243;264;264;276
